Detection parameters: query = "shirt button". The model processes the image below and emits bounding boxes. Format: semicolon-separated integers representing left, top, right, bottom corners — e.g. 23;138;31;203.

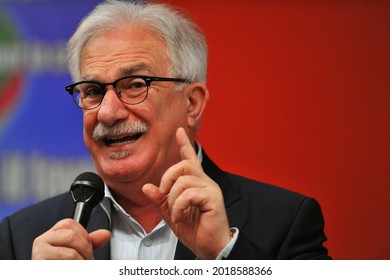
143;238;153;247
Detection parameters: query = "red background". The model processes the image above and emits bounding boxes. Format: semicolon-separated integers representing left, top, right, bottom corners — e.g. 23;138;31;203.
166;0;390;259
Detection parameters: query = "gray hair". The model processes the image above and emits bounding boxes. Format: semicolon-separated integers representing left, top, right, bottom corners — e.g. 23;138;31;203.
67;0;208;84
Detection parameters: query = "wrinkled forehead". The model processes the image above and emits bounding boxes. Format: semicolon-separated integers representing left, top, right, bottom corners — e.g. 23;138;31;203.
79;25;172;81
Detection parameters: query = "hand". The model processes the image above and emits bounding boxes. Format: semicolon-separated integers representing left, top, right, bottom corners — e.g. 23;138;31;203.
142;127;232;259
32;218;110;260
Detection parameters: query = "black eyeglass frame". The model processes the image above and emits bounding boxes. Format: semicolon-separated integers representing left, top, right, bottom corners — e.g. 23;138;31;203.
65;75;191;110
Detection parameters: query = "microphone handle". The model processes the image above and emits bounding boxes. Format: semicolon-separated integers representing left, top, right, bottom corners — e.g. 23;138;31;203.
72;202;93;228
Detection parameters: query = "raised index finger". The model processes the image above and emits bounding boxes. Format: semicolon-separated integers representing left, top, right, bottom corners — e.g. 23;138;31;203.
158;128;200;196
176;127;199;164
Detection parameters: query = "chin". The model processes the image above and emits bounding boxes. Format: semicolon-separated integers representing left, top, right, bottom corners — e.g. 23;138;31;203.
95;154;148;184
99;167;136;184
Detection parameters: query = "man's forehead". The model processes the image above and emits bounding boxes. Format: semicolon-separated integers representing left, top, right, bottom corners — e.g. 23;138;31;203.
79;27;171;81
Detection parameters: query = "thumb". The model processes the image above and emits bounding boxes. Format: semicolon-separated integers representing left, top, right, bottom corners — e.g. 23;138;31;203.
142;183;171;221
143;183;164;205
90;229;111;251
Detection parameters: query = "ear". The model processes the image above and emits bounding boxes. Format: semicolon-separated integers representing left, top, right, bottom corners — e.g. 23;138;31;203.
185;82;209;131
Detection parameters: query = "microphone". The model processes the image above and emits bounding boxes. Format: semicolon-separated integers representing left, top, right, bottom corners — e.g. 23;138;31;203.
70;172;105;228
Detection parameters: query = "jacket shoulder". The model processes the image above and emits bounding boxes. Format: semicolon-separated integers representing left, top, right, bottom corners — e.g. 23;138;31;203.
0;192;73;259
8;192;74;226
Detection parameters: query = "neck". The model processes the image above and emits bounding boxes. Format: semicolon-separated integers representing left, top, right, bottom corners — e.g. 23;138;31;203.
109;185;162;233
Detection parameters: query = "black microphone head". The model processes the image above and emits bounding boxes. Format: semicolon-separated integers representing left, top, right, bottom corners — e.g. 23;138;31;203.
70;171;104;207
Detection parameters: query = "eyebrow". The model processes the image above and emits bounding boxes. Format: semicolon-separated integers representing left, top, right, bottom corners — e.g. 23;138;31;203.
119;63;152;76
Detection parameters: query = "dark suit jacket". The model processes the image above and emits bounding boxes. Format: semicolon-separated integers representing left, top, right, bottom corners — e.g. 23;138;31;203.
0;151;330;259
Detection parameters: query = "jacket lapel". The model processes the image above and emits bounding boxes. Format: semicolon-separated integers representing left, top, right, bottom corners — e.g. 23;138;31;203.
202;150;247;230
87;205;111;260
174;241;197;260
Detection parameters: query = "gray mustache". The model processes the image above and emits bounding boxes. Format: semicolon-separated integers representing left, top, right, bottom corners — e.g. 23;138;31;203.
92;121;148;141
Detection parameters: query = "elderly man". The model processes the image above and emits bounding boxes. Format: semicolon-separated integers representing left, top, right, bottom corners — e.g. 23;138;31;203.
0;0;330;260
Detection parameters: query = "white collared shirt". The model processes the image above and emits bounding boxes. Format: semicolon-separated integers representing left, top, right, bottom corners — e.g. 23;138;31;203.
100;142;238;259
101;187;178;259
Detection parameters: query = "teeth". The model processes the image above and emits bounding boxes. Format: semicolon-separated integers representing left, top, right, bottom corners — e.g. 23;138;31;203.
104;133;142;146
108;140;134;146
109;136;128;141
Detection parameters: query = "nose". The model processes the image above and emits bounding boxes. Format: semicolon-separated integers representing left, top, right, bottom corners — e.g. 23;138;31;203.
96;87;129;126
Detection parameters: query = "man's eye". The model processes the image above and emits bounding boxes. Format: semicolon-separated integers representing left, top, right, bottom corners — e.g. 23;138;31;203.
131;82;146;90
85;87;104;97
121;78;146;91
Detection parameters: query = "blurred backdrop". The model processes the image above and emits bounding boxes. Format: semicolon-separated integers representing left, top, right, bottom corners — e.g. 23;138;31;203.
0;0;389;260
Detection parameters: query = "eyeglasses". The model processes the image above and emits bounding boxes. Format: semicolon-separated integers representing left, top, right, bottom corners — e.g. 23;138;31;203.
65;75;191;110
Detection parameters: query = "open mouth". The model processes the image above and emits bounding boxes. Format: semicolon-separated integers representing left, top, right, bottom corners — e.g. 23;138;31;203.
103;133;143;146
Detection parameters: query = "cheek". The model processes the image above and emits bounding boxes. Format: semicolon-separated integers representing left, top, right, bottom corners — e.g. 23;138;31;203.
154;92;188;121
82;112;97;144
